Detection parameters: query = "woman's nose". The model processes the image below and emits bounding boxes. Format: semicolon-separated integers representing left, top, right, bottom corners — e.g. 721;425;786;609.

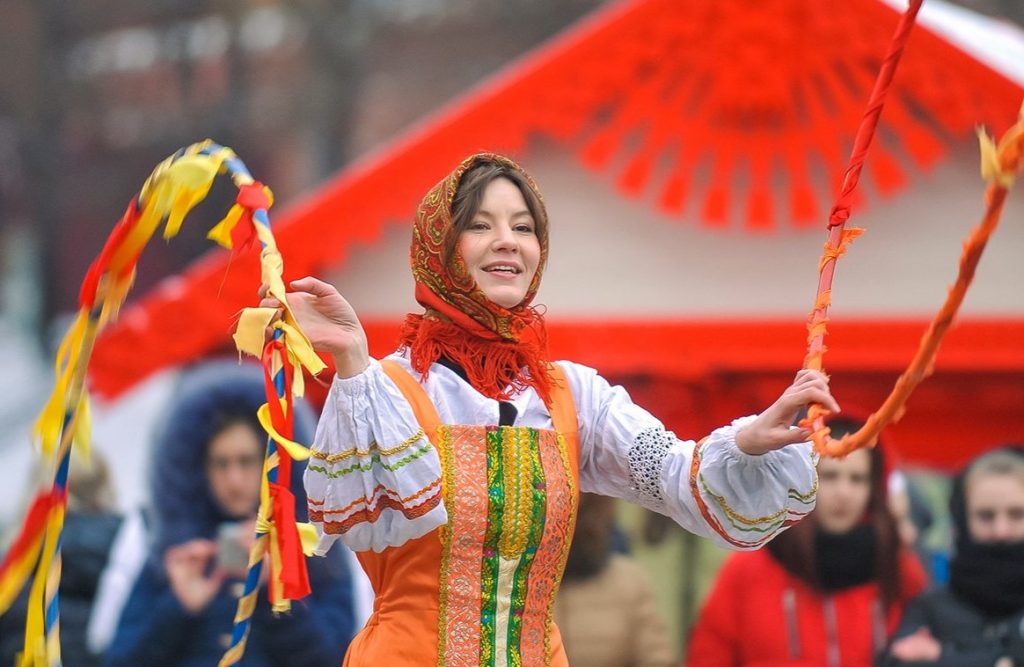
991;515;1013;540
490;222;517;250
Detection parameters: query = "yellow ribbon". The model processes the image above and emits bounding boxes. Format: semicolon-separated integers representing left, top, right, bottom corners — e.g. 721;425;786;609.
275;320;326;378
21;505;64;667
297;523;319;557
0;533;45;613
233;308;279;359
33;313;87;456
256;403;311;461
977;122;1024;189
233;310;326;396
206;206;244;249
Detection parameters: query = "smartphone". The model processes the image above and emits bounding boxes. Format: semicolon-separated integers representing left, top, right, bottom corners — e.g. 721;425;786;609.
216;522;250;574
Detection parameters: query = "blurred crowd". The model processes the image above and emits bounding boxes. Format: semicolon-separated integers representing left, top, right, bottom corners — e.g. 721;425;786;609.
0;364;358;667
1;363;1022;667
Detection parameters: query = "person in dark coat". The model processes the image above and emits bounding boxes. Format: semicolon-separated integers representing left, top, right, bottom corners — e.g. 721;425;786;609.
881;446;1024;667
104;363;355;667
0;453;123;667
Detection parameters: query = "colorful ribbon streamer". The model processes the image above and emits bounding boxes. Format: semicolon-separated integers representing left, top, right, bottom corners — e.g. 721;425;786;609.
0;140;324;666
798;0;1023;458
806;106;1024;457
797;0;925;456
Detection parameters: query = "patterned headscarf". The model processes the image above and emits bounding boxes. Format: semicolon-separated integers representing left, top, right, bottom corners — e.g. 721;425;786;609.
398;153;554;404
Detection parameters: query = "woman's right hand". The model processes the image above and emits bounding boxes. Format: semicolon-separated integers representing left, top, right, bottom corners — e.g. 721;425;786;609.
260;276;370;378
165;539;223;615
889;627;941;662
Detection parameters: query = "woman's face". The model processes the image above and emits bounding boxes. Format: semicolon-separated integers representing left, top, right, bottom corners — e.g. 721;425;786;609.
966;473;1024;543
206;421;264;518
815;448;872;534
456;177;540;309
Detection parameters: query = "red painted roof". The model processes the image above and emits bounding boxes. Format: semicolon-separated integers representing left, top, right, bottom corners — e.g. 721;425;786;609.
89;0;1023;399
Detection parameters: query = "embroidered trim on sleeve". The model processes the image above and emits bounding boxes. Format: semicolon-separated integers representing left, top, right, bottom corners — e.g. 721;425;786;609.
306;440;434;478
688;439;818;548
308;476;444;535
310;428;426;463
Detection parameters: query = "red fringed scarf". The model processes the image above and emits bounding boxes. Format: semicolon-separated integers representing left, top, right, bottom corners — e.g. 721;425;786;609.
398;153;554;405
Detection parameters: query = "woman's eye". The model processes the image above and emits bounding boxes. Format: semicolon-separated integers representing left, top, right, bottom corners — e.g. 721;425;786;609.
470;221;488;230
515;224;535;233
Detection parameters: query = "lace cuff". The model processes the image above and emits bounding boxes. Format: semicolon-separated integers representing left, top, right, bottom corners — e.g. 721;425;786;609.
626;426;675;512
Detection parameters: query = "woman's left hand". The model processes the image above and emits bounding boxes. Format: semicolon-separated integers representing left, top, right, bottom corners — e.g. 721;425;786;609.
735;369;840;456
889;628;942;662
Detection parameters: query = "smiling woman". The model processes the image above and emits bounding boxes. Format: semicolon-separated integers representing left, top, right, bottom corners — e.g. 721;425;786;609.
261;153;842;666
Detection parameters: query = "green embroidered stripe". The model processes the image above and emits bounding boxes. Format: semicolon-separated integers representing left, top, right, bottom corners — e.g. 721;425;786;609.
479;427;504;666
306;442;434;478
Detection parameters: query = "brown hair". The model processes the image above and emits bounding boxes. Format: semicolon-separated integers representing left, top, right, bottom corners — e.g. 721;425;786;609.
766;418;904;606
443;159;549;267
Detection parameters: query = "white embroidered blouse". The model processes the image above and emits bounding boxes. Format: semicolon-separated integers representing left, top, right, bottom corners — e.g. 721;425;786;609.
305;352;818;554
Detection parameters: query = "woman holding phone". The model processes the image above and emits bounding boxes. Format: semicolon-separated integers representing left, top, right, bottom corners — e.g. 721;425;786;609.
104;364;356;667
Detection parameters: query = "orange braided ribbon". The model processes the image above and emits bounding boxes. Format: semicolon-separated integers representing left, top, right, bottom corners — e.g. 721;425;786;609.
797;0;922;455
805;106;1024;457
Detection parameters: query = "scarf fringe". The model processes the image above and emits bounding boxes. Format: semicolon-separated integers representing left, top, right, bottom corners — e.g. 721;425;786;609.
398;314;554;406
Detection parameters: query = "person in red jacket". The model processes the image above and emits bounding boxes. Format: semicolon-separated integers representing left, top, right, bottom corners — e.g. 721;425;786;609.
686;418;927;667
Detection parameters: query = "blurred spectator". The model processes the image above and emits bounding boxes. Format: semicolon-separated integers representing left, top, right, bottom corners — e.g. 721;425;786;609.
86;505;150;656
103;364;355;667
553;493;675;667
887;470;944;582
881;445;1024;667
686;418;927;667
0;450;123;667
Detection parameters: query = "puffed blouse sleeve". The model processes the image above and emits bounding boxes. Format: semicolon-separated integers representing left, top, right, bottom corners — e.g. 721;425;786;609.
304;359;447;554
562;361;818;550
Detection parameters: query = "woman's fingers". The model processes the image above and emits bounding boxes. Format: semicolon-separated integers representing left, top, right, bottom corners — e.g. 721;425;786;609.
259;297;282;309
776;426;813;447
783;370;838;412
787;385;841;413
792;369;829;386
290;276;338;298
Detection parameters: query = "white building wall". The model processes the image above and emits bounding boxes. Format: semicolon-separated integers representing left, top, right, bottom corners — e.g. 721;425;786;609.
330;144;1024;320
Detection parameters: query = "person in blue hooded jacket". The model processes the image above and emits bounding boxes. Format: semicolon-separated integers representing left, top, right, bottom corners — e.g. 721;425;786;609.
104;363;355;666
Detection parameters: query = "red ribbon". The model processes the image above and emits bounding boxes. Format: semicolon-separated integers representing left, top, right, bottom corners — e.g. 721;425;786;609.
260;337;309;602
269;483;311;600
0;489;67;580
229;182;271;252
80;199;142;309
